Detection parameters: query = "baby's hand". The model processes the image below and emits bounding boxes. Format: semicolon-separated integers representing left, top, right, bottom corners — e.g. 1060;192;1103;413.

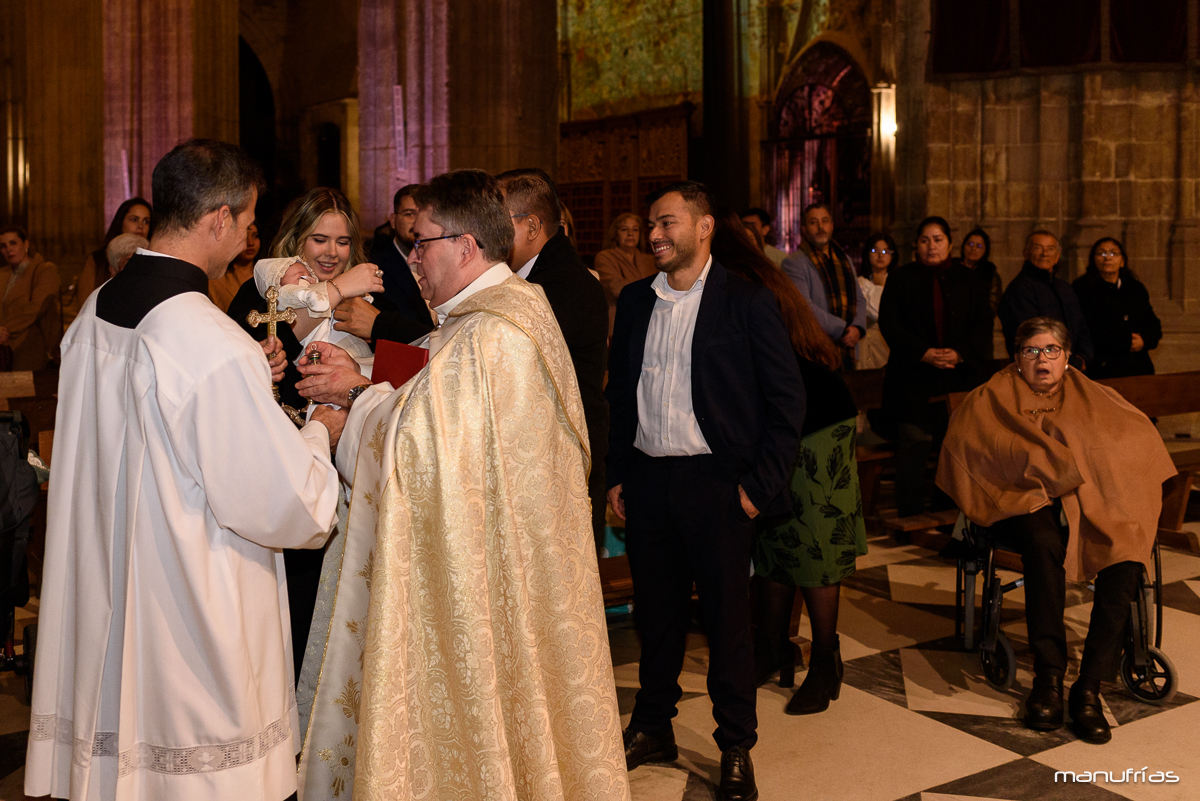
337;262;386;300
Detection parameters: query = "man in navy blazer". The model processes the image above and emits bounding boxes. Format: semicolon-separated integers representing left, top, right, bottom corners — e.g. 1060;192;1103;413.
607;182;804;801
333;185;435;345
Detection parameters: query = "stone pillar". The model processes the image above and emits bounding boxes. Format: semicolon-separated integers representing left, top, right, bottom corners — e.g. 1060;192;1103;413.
26;0;103;273
358;0;400;231
385;0;557;195
103;0;238;222
1170;71;1199;314
402;0;450;183
703;0;746;209
445;0;558;175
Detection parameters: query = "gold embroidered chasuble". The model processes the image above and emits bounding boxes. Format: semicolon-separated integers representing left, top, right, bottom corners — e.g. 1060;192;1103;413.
298;276;630;801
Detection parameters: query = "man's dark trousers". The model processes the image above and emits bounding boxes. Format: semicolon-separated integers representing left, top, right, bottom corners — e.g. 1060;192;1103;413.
624;449;757;751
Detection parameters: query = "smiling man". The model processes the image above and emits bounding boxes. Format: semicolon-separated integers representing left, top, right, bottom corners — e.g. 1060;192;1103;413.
291;169;629;801
606;181;804;801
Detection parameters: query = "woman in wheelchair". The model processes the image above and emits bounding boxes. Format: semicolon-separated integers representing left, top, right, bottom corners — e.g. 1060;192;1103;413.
936;317;1176;744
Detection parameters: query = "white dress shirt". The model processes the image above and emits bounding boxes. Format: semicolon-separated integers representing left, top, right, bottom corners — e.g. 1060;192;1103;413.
516;253;539;280
634;256;713;457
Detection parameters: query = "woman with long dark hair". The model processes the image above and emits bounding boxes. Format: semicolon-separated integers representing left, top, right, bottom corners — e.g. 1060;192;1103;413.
956;227;1003;314
712;207;867;715
855;232;896;369
1071;237;1161;378
67;198;152;321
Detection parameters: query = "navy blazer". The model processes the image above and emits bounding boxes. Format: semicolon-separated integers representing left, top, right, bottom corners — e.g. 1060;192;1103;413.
368;237;432;327
606;259;805;517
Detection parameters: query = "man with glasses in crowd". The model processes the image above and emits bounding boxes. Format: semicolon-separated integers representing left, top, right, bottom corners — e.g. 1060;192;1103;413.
333;184;436;344
998;230;1094;367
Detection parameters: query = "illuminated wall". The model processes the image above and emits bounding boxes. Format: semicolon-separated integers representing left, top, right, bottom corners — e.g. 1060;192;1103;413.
560;0;703;121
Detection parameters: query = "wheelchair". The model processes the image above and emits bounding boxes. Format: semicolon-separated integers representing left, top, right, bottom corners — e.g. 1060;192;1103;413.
953;518;1178;704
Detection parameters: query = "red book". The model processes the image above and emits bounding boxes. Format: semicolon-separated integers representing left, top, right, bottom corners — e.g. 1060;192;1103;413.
372;339;429;388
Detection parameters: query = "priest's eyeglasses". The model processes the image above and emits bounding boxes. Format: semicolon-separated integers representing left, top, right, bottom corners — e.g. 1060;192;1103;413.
412;234;463;257
1019;345;1064;360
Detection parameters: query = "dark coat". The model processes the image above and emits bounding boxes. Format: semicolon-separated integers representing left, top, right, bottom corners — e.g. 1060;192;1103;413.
998;262;1094;364
606;260;805;517
524;232;612;482
367;237;433;330
1071;270;1161;378
878;261;995;426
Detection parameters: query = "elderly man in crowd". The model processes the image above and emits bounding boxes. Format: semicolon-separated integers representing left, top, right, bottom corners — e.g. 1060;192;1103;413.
998;229;1094;367
780;203;866;368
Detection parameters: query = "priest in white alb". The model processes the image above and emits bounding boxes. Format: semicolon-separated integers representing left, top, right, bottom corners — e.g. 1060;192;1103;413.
26;139;348;801
293;169;629;801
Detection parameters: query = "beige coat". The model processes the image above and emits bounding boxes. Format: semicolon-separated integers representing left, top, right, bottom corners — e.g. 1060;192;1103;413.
937;363;1176;581
593;247;656;334
0;253;61;370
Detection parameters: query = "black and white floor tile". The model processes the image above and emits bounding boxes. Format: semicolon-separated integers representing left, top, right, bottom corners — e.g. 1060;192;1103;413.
4;532;1200;800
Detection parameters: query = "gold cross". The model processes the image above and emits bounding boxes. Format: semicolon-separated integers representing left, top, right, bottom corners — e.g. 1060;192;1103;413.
247;285;306;427
247;285;297;338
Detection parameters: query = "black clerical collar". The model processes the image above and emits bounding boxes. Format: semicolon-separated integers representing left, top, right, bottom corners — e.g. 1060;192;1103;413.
96;253;211;328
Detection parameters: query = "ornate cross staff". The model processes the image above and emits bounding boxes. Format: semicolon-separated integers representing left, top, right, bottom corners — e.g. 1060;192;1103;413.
247;285;306;428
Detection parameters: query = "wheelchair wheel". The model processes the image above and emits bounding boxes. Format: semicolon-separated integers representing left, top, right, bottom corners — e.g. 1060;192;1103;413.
1120;646;1177;705
980;632;1016;691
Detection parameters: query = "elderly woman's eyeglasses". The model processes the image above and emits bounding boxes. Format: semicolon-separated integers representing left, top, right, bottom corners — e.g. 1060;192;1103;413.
1020;345;1064;360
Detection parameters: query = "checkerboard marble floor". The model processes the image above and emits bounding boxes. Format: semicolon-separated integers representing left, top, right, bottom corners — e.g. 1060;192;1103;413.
4;529;1200;801
612;525;1200;801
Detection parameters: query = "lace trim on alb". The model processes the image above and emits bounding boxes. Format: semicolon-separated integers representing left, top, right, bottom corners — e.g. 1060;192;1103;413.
30;691;295;777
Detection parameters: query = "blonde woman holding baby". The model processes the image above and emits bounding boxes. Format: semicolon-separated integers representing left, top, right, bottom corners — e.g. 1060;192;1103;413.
226;186;383;685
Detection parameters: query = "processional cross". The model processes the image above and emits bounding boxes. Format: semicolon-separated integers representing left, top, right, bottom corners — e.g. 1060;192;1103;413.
247;285;307;428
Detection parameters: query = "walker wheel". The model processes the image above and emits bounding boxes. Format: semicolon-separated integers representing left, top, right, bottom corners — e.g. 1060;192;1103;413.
980;632;1016;691
1120;646;1177;705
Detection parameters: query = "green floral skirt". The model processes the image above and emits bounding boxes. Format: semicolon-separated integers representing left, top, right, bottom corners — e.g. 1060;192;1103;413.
753;417;868;587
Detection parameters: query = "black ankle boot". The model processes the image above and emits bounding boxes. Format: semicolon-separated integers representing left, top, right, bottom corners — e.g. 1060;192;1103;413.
785;637;843;715
1068;682;1112;744
1023;674;1064;731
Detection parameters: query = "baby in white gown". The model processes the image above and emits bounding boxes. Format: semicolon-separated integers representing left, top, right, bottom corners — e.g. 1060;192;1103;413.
253;257;375;382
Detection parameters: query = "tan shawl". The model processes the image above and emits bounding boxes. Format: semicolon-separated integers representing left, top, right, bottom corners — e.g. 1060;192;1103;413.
347;278;629;800
936;363;1176;581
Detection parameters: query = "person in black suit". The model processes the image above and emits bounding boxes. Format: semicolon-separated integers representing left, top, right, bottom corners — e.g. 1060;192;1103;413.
331;184;435;345
607;182;804;801
496;168;611;554
877;216;995;517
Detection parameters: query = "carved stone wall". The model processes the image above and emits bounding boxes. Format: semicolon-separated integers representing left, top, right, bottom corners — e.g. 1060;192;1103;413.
895;2;1200;370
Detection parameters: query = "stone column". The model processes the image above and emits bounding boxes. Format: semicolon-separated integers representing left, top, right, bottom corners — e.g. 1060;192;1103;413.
403;0;450;182
358;0;400;231
1170;71;1199;314
25;0;104;273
